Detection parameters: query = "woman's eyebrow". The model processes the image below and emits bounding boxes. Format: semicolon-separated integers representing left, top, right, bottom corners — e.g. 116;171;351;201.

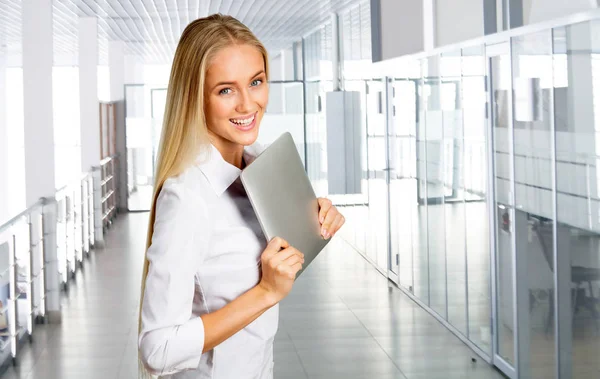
213;70;265;89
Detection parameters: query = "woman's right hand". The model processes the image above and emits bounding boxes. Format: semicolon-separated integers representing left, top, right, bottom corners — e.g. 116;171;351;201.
257;237;304;304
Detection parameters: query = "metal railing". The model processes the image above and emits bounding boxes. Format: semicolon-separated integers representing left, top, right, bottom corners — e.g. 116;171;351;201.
54;173;95;289
0;200;46;365
0;155;119;365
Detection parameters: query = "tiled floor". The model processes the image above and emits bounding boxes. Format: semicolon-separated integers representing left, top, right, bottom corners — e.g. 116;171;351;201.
0;213;506;379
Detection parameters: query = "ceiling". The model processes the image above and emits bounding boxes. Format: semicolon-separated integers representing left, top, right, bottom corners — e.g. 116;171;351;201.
0;0;361;66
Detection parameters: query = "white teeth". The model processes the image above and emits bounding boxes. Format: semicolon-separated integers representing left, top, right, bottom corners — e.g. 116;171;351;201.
230;114;255;125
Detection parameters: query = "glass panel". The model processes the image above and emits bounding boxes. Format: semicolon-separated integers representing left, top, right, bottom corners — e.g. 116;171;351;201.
490;48;515;365
512;30;556;378
462;44;492;354
555;20;600;378
390;60;419;290
442;49;467;333
425;55;448;319
366;79;388;271
305;80;332;197
415;58;430;304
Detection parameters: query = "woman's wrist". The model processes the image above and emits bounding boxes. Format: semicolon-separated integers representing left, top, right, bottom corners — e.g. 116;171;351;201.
253;284;279;309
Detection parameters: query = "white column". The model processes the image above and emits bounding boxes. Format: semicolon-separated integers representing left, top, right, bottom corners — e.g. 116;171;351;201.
78;17;100;173
23;0;61;322
23;0;55;207
0;57;8;224
79;18;103;247
109;41;125;101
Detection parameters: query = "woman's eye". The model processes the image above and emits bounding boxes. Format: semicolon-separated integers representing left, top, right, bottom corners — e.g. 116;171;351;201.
251;79;262;87
219;88;231;95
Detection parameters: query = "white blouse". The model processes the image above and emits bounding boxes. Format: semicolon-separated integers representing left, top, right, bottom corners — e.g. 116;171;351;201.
139;142;278;379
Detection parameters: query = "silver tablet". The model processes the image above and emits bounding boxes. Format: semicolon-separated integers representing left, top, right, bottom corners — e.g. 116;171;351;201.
240;132;330;277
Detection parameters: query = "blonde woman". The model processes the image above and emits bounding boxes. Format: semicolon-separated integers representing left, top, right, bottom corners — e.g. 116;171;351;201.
138;14;345;379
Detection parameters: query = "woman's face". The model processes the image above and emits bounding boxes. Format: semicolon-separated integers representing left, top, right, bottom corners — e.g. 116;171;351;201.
204;44;268;149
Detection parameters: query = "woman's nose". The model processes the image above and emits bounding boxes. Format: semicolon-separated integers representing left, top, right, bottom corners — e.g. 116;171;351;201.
235;89;252;113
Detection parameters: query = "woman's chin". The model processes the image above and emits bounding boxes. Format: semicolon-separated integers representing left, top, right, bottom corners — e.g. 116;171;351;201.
231;124;260;146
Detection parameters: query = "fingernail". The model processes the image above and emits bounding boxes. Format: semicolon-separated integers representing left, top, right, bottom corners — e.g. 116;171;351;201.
320;216;324;223
321;228;327;237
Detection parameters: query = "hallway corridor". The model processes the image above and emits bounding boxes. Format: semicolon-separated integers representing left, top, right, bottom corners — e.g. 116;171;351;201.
0;213;505;379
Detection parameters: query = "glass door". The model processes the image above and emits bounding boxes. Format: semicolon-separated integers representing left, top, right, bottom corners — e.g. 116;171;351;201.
486;42;516;378
365;79;389;272
388;75;419;290
384;77;399;282
125;85;167;212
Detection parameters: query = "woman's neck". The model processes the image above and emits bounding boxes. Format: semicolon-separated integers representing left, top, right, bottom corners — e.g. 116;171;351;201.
208;133;245;169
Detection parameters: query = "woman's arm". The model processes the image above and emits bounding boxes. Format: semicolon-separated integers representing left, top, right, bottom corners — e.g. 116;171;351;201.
200;237;302;353
200;284;273;353
139;179;208;376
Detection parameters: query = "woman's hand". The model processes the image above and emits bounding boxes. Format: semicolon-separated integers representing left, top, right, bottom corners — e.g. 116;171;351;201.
258;237;304;305
317;197;345;240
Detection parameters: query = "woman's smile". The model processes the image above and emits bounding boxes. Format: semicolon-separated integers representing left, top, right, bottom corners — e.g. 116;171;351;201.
230;111;257;131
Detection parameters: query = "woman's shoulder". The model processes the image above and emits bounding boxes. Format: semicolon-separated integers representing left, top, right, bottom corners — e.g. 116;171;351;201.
158;168;212;217
162;165;213;198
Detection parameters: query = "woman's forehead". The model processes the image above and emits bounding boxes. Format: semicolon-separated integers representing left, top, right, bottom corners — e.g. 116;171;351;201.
206;45;264;84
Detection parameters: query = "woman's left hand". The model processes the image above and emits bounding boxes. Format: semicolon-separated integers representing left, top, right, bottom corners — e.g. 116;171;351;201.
317;198;345;240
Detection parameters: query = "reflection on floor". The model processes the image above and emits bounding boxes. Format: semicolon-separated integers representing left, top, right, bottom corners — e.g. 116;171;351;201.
0;213;505;379
343;178;494;357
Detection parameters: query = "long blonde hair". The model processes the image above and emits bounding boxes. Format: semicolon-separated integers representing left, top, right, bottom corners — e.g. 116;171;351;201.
138;14;269;377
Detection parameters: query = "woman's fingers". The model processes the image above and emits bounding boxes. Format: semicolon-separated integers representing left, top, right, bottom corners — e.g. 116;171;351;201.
321;207;340;239
329;213;345;236
270;246;304;266
318;198;332;224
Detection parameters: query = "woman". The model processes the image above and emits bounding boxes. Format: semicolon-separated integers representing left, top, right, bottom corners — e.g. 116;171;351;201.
138;14;345;379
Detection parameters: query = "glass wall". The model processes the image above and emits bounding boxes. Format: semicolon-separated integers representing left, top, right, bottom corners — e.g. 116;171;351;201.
298;3;600;377
462;45;492;356
512;29;557;377
304;21;333;197
330;0;494;357
336;1;390;273
125;84;164;211
384;48;493;355
553;19;600;379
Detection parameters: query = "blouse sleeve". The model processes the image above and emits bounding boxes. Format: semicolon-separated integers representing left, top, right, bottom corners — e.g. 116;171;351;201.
138;177;209;376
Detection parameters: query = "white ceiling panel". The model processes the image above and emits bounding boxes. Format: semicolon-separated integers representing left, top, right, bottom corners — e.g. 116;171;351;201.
0;0;363;65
